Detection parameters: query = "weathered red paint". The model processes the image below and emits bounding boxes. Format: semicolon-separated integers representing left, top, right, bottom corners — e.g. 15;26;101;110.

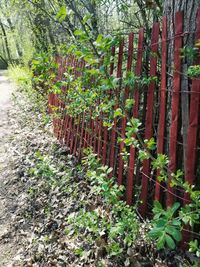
155;16;167;201
109;40;124;176
166;11;183;207
182;8;200;246
140;22;160;216
102;47;115;165
126;28;144;205
118;32;134;185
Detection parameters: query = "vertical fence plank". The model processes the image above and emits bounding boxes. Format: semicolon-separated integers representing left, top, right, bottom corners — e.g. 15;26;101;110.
78;113;85;159
118;33;134;185
58;57;69;144
155;17;168;201
140;22;160;217
166;11;183;207
102;47;115;165
182;7;200;246
109;40;124;176
126;28;144;205
97;117;103;158
184;7;200;201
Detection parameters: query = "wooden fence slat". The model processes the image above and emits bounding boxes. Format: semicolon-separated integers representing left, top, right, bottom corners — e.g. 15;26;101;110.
78;113;85;159
66;116;72;147
97;117;103;158
126;28;144;205
73;116;80;155
102;47;115;165
181;7;200;246
140;22;160;216
62;115;69;145
155;16;168;201
166;11;183;207
184;26;200;201
93;118;99;152
118;32;134;185
59;58;69;143
109;40;124;176
61;57;73;145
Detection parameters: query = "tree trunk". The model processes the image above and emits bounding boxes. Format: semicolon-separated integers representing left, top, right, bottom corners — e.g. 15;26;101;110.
0;20;12;64
163;0;200;90
164;0;200;67
163;0;200;169
6;17;23;58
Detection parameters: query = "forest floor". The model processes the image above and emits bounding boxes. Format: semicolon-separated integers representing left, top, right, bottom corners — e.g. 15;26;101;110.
0;71;195;267
0;70;22;266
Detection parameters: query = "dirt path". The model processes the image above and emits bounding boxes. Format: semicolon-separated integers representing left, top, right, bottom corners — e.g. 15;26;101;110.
0;70;20;267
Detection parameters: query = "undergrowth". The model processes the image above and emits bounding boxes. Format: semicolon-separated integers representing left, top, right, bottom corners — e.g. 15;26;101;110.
8;65;50;125
8;57;200;266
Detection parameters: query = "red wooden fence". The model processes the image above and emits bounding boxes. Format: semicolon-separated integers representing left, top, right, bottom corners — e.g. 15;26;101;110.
48;9;200;244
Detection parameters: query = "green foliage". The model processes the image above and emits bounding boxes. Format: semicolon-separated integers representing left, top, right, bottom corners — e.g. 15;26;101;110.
187;65;200;77
8;65;32;88
149;201;182;249
67;152;140;258
56;6;67;22
9;65;50;125
31;51;58;95
189;240;200;258
29;151;55;179
149;179;200;253
180;46;198;62
27;12;200;260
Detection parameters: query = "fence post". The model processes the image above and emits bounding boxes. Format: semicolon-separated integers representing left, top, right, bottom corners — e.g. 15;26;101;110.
126;28;144;205
102;47;115;166
182;7;200;247
166;11;183;207
118;32;134;185
109;40;124;176
155;16;167;201
140;22;160;217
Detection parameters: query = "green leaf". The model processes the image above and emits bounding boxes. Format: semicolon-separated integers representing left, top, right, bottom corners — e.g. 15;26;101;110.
56;6;67;22
165;234;175;249
145;137;156;150
153;200;163;213
157;234;165;249
114;108;123;118
96;34;103;44
74;29;85;36
125;99;134;110
171;202;181;215
149;227;163;239
138;150;150;161
166;226;182;242
156;219;167;228
82;14;91;24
